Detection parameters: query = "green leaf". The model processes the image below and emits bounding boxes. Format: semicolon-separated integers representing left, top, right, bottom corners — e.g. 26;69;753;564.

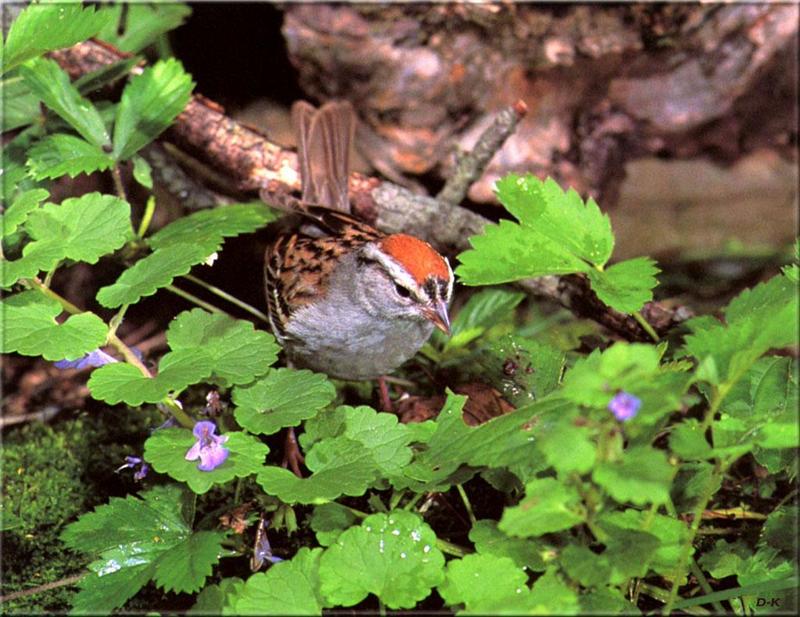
148;202;279;250
1;192;132;287
95;3;192;53
592;446;675;505
670;419;713;460
167;309;279;387
318;511;445;609
62;485;221;612
586;257;660;313
561;342;691;424
469;520;546;571
20;57;110;147
0;188;49;238
0;127;38;205
471;568;580;615
87;349;213;405
434;287;525;349
310;503;359;547
537;412;597;475
0;291;108;361
189;577;244;616
397;394;571;491
152;530;226;593
684;274;798;386
234;548;324;616
144;428;268;495
96;242;212;307
478;335;566;406
257;438;379;504
1;74;40;131
233;368;335;435
561;544;613;587
2;2;113;74
112;58;194;160
580;586;638;614
456;174;613;285
438;553;528;611
499;477;585;537
26;133;114;179
302;405;415;476
759;506;797;561
132;155;154;189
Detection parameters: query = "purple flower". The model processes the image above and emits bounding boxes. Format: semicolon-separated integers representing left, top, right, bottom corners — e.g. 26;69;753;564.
116;455;149;481
608;391;641;421
55;349;117;370
185;421;230;471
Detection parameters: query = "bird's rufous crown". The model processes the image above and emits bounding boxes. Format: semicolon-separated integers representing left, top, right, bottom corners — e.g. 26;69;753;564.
379;234;450;284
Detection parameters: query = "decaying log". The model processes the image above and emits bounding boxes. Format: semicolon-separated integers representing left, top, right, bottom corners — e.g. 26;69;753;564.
282;3;797;206
50;39;690;341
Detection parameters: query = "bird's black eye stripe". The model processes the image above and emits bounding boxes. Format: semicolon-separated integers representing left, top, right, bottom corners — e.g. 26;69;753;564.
394;283;411;298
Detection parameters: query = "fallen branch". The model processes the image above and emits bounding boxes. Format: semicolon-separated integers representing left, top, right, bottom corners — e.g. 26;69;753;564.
50;40;692;341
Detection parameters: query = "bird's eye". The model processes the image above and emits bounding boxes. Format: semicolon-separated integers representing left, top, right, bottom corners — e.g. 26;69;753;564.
394;283;411;298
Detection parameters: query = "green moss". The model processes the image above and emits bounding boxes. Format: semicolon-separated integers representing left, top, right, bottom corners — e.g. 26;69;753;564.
1;406;162;613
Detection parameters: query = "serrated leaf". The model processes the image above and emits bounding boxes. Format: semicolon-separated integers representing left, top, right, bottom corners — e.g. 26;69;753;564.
498;477;585;537
189;577;244;616
699;539;753;579
96;242;213;307
1;74;40;131
62;485;216;613
144;429;268;494
0;188;48;237
2;2;113;74
0;291;107;361
592;446;674;505
684;274;798;387
598;522;661;584
88;349;213;405
0;127;38;206
167;309;279;387
310;503;359;547
469;519;546;571
468;568;579;615
318;511;445;609
561;544;613;587
26;133;114;179
2;192;131;287
233;368;335;435
95;3;192;53
670;419;713;460
438;553;527;611
586;256;660;313
20;57;110;147
235;548;324;616
152;530;226;593
148;202;278;250
600;509;691;577
257;438;379;504
113;58;194;160
537;413;597;475
396;394;572;492
580;586;638;615
456;174;614;285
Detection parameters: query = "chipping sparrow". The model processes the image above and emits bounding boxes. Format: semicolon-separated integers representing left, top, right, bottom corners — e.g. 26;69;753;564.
263;101;453;382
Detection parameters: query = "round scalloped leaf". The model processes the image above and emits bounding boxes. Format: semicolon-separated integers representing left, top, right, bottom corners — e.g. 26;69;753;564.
233;368;336;435
318;510;444;609
438;553;527;610
144;428;269;495
234;548;324;615
498;478;585;537
87;349;213;405
0;291;108;360
167;309;279;386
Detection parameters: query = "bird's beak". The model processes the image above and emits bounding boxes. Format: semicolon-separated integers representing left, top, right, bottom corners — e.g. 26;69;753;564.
425;298;451;336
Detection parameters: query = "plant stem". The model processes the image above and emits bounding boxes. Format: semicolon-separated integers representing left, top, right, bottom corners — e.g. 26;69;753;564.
165;284;229;316
689;558;726;614
137;195;156;238
182;274;270;323
0;573;86;603
455;484;477;526
111;163;127;202
436;538;471;558
633;311;660;342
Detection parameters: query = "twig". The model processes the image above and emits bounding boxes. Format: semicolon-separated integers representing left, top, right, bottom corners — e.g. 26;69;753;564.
49;40;693;342
0;573;85;603
437;100;528;206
